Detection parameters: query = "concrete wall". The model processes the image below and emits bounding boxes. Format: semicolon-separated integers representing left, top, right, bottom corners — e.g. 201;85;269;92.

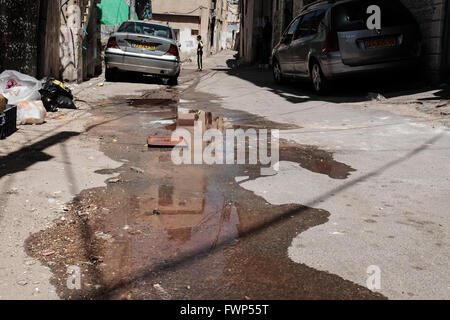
151;13;202;58
38;0;61;79
60;0;101;82
214;0;229;52
239;0;271;63
227;0;241;49
401;0;448;80
0;0;61;78
445;2;450;77
240;0;255;63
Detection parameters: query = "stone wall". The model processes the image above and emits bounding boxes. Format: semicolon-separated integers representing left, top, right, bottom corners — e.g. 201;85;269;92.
0;0;41;76
60;0;102;82
401;0;448;80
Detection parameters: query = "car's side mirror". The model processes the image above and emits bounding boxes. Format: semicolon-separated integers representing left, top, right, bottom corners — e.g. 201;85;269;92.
178;43;181;48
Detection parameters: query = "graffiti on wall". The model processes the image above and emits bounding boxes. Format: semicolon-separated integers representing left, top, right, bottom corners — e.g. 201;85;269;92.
60;3;82;81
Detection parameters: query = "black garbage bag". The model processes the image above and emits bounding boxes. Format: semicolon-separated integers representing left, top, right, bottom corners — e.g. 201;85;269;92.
40;78;77;112
56;95;76;109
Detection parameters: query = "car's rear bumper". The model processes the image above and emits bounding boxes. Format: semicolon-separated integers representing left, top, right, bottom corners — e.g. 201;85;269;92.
320;52;419;79
106;48;180;77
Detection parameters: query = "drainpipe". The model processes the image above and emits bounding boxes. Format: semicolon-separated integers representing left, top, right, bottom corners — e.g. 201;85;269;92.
130;0;136;20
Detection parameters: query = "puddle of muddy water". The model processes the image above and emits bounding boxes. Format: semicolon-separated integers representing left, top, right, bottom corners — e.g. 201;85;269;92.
137;100;355;180
25;87;378;300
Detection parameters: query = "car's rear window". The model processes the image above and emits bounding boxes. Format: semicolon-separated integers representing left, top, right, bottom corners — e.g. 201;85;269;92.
118;22;173;39
331;0;416;32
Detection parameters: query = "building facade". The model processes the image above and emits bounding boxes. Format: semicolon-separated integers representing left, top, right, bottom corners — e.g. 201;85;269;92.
0;0;101;82
0;0;60;78
60;0;102;82
239;0;450;81
227;0;241;49
151;0;212;59
401;0;450;80
151;0;229;59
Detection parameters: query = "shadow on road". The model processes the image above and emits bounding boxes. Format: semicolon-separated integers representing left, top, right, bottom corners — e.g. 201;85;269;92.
217;56;440;105
84;131;444;300
106;71;164;85
0;131;79;180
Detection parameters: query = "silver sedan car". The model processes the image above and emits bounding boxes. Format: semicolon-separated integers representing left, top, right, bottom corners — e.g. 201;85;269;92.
272;0;422;94
105;21;181;85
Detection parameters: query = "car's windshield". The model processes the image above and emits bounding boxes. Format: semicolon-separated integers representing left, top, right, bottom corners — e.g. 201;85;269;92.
332;0;416;32
118;22;173;39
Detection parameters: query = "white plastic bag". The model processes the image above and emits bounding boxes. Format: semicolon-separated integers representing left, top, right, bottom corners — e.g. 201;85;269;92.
16;101;47;125
0;70;42;105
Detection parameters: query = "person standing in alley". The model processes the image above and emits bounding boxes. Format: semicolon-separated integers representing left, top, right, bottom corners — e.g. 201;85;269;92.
262;16;273;67
197;35;204;72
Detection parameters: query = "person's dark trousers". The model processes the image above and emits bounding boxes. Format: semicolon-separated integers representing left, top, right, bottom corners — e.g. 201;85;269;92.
262;41;271;64
198;52;203;70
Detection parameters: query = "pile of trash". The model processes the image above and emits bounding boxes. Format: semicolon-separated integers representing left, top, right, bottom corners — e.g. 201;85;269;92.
0;70;77;126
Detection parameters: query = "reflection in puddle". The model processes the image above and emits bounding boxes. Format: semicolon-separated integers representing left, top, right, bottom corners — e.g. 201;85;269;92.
127;98;177;108
147;103;355;180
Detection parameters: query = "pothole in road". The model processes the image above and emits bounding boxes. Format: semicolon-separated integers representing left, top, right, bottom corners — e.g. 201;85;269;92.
279;142;356;179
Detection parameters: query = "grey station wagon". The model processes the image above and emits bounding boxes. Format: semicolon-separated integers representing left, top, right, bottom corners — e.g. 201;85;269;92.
272;0;422;94
105;21;181;85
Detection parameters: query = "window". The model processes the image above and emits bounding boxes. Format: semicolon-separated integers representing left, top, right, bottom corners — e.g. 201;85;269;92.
295;12;315;39
311;9;328;34
173;29;180;41
191;29;199;36
281;16;301;44
118;22;173;39
118;22;136;33
286;17;301;36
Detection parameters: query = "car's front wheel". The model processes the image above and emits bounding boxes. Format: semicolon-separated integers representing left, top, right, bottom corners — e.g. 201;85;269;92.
310;62;328;94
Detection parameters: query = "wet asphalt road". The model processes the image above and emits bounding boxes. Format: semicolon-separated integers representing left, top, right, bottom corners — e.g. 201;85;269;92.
25;67;386;300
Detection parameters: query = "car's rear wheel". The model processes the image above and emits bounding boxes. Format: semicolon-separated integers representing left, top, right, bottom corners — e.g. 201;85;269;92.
105;68;118;82
311;62;328;94
273;60;285;84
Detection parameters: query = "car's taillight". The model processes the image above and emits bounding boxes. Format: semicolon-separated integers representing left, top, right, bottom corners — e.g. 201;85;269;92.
323;31;339;53
166;44;179;57
107;37;119;49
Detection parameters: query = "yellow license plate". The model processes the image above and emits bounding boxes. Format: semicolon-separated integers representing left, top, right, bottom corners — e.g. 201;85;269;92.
366;37;396;48
132;43;156;50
